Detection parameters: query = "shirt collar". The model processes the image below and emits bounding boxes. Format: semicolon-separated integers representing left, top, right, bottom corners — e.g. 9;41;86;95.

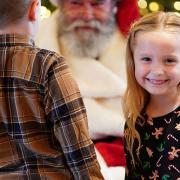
0;34;35;47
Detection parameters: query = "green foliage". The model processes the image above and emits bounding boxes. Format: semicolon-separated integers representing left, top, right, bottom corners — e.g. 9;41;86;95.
41;0;56;12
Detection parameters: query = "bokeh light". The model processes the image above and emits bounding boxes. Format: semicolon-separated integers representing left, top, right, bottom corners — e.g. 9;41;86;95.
149;2;160;12
174;1;180;11
138;0;148;9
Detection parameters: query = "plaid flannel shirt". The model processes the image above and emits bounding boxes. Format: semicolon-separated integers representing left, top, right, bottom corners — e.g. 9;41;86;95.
0;34;104;180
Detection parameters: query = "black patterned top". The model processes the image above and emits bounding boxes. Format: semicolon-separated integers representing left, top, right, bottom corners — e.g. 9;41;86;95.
124;106;180;180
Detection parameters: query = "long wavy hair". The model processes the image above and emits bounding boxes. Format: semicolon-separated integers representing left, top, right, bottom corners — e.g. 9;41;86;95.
123;11;180;165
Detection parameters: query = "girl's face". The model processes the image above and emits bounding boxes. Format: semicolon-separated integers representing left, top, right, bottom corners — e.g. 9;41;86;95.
133;31;180;97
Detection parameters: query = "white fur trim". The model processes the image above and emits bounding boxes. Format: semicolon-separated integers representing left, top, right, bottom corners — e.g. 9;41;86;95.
36;10;127;139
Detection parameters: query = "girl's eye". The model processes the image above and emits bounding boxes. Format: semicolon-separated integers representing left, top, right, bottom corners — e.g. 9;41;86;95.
141;57;152;62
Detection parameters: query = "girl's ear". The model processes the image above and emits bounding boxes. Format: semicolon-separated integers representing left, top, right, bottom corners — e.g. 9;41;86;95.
28;0;40;21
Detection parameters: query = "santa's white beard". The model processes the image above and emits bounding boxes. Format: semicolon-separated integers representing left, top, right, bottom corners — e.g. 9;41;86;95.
58;14;116;58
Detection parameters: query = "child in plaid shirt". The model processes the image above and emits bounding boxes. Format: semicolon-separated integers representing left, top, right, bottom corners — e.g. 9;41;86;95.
0;0;104;179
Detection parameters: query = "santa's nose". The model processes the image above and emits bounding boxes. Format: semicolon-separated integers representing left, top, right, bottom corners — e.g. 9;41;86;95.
79;3;94;21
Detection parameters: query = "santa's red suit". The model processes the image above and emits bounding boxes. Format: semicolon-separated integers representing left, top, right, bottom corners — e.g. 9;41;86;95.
36;1;139;179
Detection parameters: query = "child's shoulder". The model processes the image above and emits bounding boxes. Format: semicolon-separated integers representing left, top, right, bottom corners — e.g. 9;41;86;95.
31;46;66;72
24;45;66;69
32;46;64;61
14;45;66;82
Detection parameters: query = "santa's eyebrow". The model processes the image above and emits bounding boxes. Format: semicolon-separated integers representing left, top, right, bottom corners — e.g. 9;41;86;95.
68;0;107;4
92;0;106;3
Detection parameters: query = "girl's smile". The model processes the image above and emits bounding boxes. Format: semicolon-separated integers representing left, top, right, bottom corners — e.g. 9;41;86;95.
145;78;169;86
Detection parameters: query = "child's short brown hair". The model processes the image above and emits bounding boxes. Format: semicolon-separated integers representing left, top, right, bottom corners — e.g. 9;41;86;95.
0;0;30;28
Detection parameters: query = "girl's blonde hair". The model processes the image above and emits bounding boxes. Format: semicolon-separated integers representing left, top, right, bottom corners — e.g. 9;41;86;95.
123;11;180;165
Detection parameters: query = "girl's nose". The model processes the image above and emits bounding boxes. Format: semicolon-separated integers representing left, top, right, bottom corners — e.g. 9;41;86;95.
151;63;164;75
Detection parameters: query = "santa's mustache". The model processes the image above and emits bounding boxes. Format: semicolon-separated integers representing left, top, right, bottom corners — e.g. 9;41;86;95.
63;20;113;34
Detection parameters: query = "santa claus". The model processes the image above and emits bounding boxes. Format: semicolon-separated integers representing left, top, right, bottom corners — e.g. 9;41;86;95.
36;0;139;179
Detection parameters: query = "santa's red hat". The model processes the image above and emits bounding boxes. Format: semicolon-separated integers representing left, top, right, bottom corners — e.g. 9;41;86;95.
50;0;140;36
116;0;140;36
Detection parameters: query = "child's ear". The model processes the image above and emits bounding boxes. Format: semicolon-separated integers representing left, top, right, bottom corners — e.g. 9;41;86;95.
28;0;40;21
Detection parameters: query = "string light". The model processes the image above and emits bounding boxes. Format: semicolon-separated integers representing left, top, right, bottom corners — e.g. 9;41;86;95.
138;0;148;9
149;2;160;12
174;1;180;11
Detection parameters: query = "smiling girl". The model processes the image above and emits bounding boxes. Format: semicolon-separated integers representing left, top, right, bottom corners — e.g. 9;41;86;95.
123;12;180;179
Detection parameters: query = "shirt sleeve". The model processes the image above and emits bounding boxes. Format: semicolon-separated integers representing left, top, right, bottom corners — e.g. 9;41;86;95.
44;54;104;180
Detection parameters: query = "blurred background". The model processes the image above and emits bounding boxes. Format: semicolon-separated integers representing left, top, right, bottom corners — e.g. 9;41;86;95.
40;0;180;20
